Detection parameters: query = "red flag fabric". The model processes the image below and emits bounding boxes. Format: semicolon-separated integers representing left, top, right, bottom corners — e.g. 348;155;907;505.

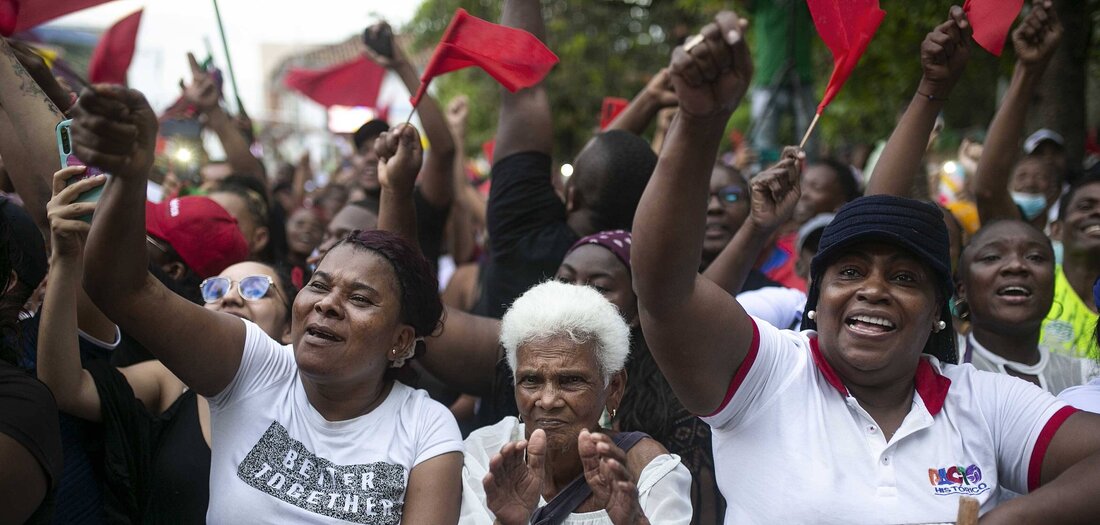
1;0;114;36
87;9;142;85
599;97;629;130
284;56;386;108
410;8;558;107
964;0;1024;56
806;0;886;115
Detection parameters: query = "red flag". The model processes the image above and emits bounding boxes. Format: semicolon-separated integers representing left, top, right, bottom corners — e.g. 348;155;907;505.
964;0;1024;56
284;56;386;108
87;9;142;85
410;8;558;107
807;0;886;115
599;97;629;130
1;0;114;36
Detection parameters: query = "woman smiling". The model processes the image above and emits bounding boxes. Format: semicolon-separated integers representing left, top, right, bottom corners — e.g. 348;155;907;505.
632;8;1100;523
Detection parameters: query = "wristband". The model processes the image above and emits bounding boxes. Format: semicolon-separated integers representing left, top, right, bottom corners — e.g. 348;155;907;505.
917;91;948;102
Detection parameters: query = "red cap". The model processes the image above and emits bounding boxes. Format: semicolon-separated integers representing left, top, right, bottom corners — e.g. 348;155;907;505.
145;196;249;278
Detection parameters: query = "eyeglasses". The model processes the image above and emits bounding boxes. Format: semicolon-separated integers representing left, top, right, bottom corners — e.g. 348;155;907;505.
200;275;284;304
710;185;744;206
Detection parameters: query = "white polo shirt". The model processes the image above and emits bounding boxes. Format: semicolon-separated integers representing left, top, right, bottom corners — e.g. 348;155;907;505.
703;318;1078;524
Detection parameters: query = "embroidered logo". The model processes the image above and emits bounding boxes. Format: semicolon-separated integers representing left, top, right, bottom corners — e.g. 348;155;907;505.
237;421;407;524
927;464;991;496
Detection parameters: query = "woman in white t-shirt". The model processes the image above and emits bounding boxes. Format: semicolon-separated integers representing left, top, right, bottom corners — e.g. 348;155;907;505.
73;89;463;525
955;220;1095;393
632;6;1100;523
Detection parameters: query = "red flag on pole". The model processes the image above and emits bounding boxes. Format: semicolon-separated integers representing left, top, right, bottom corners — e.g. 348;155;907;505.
806;0;886;115
410;8;558;108
284;56;386;108
87;9;142;85
1;0;115;36
963;0;1024;56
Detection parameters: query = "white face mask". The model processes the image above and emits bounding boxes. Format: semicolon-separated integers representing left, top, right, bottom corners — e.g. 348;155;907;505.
1011;191;1048;220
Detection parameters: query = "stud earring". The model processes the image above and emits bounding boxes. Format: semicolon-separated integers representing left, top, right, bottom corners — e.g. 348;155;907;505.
807;310;816;320
608;407;617;419
935;320;947;332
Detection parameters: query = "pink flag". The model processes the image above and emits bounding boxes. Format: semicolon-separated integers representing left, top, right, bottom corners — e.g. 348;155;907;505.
87;9;142;85
806;0;887;114
410;9;558;107
1;0;114;36
964;0;1025;56
284;56;386;108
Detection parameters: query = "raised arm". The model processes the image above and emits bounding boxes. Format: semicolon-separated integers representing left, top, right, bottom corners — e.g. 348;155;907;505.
181;53;264;181
74;85;244;397
866;7;969;196
0;38;67;236
37;168;106;422
494;0;552;160
607;68;678;136
377;124;424;245
703;147;802;294
366;24;456;210
632;11;756;415
973;0;1061;223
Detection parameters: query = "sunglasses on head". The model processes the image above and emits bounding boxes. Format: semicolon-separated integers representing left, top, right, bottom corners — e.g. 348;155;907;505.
200;275;281;304
710;185;744;205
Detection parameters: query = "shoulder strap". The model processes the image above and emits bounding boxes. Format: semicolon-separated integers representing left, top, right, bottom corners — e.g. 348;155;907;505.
529;431;652;525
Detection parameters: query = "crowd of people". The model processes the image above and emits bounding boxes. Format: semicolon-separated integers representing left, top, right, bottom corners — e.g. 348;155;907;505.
1;0;1099;523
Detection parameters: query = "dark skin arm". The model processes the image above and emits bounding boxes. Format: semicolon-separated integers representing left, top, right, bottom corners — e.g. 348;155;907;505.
973;0;1061;223
980;412;1100;523
607;68;678;136
866;7;969;197
703;147;802;294
632;11;756;415
0;38;66;236
181;53;264;181
365;24;456;210
74;85;245;397
377;124;425;244
494;0;552;160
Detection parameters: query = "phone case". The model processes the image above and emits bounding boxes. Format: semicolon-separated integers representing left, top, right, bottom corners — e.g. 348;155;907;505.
56;119;108;206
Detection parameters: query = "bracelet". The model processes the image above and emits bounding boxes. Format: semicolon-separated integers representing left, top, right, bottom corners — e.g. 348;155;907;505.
917;91;948;102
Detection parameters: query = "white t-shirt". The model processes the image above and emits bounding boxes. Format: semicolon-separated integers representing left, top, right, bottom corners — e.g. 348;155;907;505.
736;286;807;331
459;417;693;525
703;317;1078;524
206;320;463;524
1059;377;1100;413
965;334;1097;395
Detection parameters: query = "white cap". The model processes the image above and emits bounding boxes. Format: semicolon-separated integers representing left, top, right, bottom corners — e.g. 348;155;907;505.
1024;128;1065;155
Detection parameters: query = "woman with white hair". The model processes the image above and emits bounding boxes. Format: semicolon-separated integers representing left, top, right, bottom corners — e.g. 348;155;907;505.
459;280;693;525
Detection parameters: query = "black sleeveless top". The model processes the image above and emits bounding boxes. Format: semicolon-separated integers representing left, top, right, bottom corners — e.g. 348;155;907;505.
86;360;210;523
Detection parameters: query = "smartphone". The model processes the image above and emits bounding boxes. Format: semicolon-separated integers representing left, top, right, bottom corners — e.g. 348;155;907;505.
56;119;109;208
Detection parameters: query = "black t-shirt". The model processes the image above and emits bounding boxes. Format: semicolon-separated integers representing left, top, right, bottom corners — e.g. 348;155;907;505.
474;152;579;318
472;152;580;427
0;360;63;524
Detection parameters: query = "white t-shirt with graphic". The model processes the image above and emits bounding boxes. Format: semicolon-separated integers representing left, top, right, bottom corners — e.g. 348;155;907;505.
206;320;463;524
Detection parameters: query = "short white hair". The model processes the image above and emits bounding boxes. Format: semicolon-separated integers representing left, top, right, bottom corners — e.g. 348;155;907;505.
500;280;631;384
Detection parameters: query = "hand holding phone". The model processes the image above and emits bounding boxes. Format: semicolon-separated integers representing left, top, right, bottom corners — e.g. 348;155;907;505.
47;165;106;252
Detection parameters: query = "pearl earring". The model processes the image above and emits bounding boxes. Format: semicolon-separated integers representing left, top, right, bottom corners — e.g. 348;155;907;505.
935;320;946;332
807;310;816;320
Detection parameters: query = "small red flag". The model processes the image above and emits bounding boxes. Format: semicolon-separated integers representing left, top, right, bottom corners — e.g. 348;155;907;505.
807;0;886;115
964;0;1024;56
410;8;558;108
1;0;114;36
284;56;386;108
599;97;629;130
87;9;142;85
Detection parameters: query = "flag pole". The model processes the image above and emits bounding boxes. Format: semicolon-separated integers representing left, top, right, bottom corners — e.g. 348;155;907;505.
211;0;246;117
799;112;821;149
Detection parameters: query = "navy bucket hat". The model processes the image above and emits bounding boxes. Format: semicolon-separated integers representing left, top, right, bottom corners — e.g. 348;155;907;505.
801;195;957;364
